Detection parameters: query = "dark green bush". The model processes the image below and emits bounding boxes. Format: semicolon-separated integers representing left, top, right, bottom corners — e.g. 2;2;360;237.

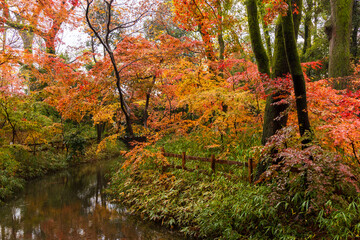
64;131;86;163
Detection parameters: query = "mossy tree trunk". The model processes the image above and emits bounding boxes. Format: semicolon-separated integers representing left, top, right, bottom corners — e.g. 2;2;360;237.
282;0;312;143
247;0;304;180
259;5;273;64
96;122;106;143
245;0;270;76
261;0;302;145
328;0;354;88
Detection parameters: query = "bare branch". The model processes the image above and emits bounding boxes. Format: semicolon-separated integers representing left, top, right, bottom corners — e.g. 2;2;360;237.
85;0;111;54
105;0;113;48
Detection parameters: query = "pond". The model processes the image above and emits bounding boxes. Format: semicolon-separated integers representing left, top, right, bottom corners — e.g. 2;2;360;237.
0;160;186;240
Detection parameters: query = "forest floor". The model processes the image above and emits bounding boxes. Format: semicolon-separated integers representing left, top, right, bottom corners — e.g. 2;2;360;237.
107;133;360;239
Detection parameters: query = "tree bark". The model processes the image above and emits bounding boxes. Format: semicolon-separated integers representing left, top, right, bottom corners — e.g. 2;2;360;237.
350;0;359;59
328;0;354;87
96;122;106;143
261;0;302;145
282;0;312;142
143;77;156;128
302;0;313;56
216;0;225;61
255;0;309;180
245;0;270;76
262;19;273;65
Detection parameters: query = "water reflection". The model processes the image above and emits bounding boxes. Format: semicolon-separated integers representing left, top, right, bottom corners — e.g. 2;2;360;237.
0;161;185;240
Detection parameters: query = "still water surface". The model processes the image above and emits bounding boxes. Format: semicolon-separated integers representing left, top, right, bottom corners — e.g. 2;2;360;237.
0;161;185;240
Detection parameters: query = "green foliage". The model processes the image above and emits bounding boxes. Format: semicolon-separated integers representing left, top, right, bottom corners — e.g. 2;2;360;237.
108;128;360;239
64;130;87;164
109;168;275;239
0;147;24;201
0;144;69;203
6;144;68;179
109;165;326;239
108;132;293;238
256;126;360;237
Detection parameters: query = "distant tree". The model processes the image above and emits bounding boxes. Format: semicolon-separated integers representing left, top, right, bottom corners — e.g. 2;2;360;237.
350;0;360;60
0;0;78;54
327;0;354;88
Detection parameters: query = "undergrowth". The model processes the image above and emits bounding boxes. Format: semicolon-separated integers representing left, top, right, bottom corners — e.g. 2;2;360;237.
108;130;360;239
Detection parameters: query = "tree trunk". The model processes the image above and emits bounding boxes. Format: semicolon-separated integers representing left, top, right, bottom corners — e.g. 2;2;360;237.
96;122;106;143
245;0;270;76
256;0;308;180
217;0;225;61
218;32;225;61
20;31;34;53
282;0;312;143
350;0;359;59
302;0;313;56
45;36;56;54
328;0;354;88
199;24;216;62
85;1;135;138
143;77;155;128
262;19;273;65
261;0;302;145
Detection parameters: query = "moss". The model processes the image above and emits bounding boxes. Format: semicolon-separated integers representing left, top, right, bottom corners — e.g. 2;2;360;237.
262;0;303;146
328;0;353;81
282;0;311;139
246;0;270;76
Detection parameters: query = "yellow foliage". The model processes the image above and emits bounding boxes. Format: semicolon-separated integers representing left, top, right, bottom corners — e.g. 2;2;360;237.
25;131;47;145
96;134;120;154
93;103;120;125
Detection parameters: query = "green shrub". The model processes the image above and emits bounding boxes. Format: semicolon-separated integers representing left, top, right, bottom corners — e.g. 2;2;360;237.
256;127;360;238
0;147;24;202
108;128;360;239
64;131;86;163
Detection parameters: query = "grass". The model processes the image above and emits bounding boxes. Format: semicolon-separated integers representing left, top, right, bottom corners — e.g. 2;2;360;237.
107;131;360;239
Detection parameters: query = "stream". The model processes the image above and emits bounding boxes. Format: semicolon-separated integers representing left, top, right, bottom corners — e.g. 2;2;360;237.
0;160;186;240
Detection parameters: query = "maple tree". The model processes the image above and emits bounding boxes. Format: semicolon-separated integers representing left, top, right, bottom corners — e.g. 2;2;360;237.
0;0;360;237
0;0;357;166
173;0;240;62
247;0;306;147
0;0;79;54
85;0;155;138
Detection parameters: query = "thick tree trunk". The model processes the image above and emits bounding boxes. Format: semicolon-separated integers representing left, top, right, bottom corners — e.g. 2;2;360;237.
199;24;216;62
350;0;359;59
263;21;273;64
261;0;302;145
245;0;270;76
282;0;312;142
256;0;309;180
328;0;353;87
46;36;56;54
218;32;225;61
